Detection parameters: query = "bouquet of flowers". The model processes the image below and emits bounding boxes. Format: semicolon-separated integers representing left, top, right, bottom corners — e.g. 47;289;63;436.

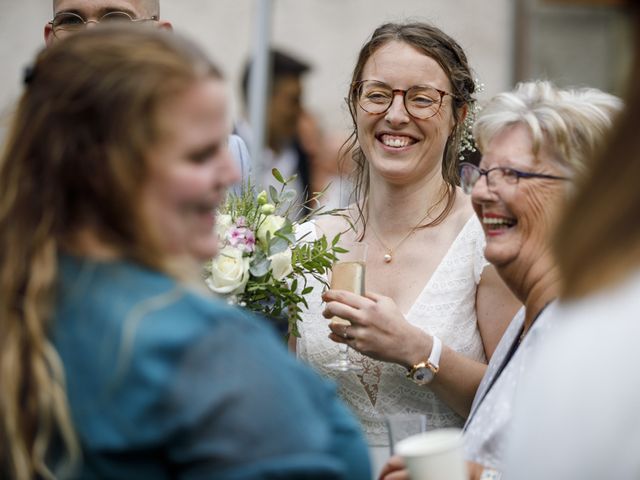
204;169;345;338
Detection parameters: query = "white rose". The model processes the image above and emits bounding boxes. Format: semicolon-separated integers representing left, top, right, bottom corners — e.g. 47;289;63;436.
206;246;250;295
269;248;293;281
216;214;233;240
257;214;286;244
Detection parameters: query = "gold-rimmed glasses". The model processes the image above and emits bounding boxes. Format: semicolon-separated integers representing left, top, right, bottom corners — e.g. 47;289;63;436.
352;79;457;120
49;11;159;38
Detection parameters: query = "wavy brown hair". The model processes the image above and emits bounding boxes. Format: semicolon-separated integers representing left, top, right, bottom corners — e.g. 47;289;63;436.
555;6;640;299
342;22;476;229
0;26;222;479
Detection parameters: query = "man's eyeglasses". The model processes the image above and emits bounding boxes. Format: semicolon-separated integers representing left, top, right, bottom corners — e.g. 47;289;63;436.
49;11;158;37
459;162;570;194
352;80;457;120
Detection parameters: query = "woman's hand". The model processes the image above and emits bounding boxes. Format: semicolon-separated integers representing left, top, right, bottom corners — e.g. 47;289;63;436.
378;455;408;480
379;457;481;480
323;289;430;368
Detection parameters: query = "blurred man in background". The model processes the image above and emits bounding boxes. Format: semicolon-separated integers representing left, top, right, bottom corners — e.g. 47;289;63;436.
42;0;250;187
239;49;347;209
239;49;311;200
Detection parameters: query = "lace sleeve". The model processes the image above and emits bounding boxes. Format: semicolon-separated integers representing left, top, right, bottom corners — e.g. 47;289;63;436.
470;216;490;284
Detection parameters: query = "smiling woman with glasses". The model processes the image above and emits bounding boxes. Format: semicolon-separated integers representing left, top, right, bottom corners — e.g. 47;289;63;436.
459;80;621;479
453;81;620;480
295;22;521;477
380;80;622;480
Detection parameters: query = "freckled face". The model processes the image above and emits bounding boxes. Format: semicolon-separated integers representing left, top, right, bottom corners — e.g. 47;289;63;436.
141;79;240;262
471;123;570;271
356;40;457;185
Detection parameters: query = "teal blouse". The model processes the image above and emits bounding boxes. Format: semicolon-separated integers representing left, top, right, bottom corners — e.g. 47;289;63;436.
53;255;370;479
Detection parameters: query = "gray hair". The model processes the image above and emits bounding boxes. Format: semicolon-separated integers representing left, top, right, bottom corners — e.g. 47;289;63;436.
474;80;623;176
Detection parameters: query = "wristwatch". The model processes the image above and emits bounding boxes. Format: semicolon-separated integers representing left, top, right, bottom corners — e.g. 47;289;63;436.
406;335;442;385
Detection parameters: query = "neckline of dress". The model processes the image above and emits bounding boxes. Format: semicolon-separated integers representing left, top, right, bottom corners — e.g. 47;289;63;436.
403;214;477;318
307;214;478;318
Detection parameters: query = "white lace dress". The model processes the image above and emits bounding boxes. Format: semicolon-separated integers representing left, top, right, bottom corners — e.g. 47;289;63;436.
297;216;489;450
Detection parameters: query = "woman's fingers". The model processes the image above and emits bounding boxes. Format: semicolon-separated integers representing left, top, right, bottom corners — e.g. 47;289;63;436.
364;290;384;302
328;332;349;345
328;321;354;338
322;299;363;323
322;288;371;309
380;472;409;480
378;455;408;480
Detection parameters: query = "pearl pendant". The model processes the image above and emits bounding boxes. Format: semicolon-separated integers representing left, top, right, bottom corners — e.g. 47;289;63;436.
383;253;392;263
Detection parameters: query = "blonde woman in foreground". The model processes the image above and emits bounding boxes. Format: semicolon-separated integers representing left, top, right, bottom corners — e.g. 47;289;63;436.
0;26;370;480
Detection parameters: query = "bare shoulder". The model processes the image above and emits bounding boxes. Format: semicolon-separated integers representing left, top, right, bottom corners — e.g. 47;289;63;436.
314;205;359;243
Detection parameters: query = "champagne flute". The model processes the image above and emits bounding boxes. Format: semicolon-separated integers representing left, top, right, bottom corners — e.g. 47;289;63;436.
325;241;367;373
386;413;429;455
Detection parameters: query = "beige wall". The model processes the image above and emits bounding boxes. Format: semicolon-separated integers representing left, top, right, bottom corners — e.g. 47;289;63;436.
163;0;515;133
0;0;514;140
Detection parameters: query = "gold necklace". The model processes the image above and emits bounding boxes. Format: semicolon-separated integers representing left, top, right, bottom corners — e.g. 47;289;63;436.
367;205;439;264
369;224;417;263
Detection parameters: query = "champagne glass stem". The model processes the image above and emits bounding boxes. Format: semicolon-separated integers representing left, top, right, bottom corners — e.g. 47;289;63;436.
339;343;349;366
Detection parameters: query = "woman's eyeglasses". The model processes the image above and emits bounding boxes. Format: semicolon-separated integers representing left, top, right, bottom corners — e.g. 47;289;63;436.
459;162;570;194
352;80;457;120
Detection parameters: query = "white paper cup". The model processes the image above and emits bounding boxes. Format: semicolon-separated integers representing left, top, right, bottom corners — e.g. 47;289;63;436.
395;428;467;480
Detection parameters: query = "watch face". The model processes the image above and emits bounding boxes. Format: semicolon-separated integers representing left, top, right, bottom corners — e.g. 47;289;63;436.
413;367;434;385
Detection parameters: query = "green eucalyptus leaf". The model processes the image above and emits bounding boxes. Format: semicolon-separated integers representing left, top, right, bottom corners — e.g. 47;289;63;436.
281;189;297;203
269;236;289;255
272;168;285;184
276;231;296;244
269;185;279;204
250;255;271;277
285;173;298;184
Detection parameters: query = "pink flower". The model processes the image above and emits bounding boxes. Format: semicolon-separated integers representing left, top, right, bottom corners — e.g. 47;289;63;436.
227;226;256;253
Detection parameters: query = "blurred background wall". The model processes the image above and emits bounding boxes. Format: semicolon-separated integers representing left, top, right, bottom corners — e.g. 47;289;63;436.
0;0;631;149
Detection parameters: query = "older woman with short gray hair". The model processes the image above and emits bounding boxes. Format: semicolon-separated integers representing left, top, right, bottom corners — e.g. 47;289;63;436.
380;80;622;480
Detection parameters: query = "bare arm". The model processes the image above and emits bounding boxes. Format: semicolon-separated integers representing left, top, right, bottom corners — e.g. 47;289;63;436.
476;265;521;359
319;211;520;417
324;270;520;417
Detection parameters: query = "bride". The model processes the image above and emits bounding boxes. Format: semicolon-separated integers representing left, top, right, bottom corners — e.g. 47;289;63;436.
296;21;519;474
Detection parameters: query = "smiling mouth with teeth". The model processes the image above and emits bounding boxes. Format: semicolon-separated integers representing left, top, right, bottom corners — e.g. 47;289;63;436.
378;134;416;148
482;216;517;230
